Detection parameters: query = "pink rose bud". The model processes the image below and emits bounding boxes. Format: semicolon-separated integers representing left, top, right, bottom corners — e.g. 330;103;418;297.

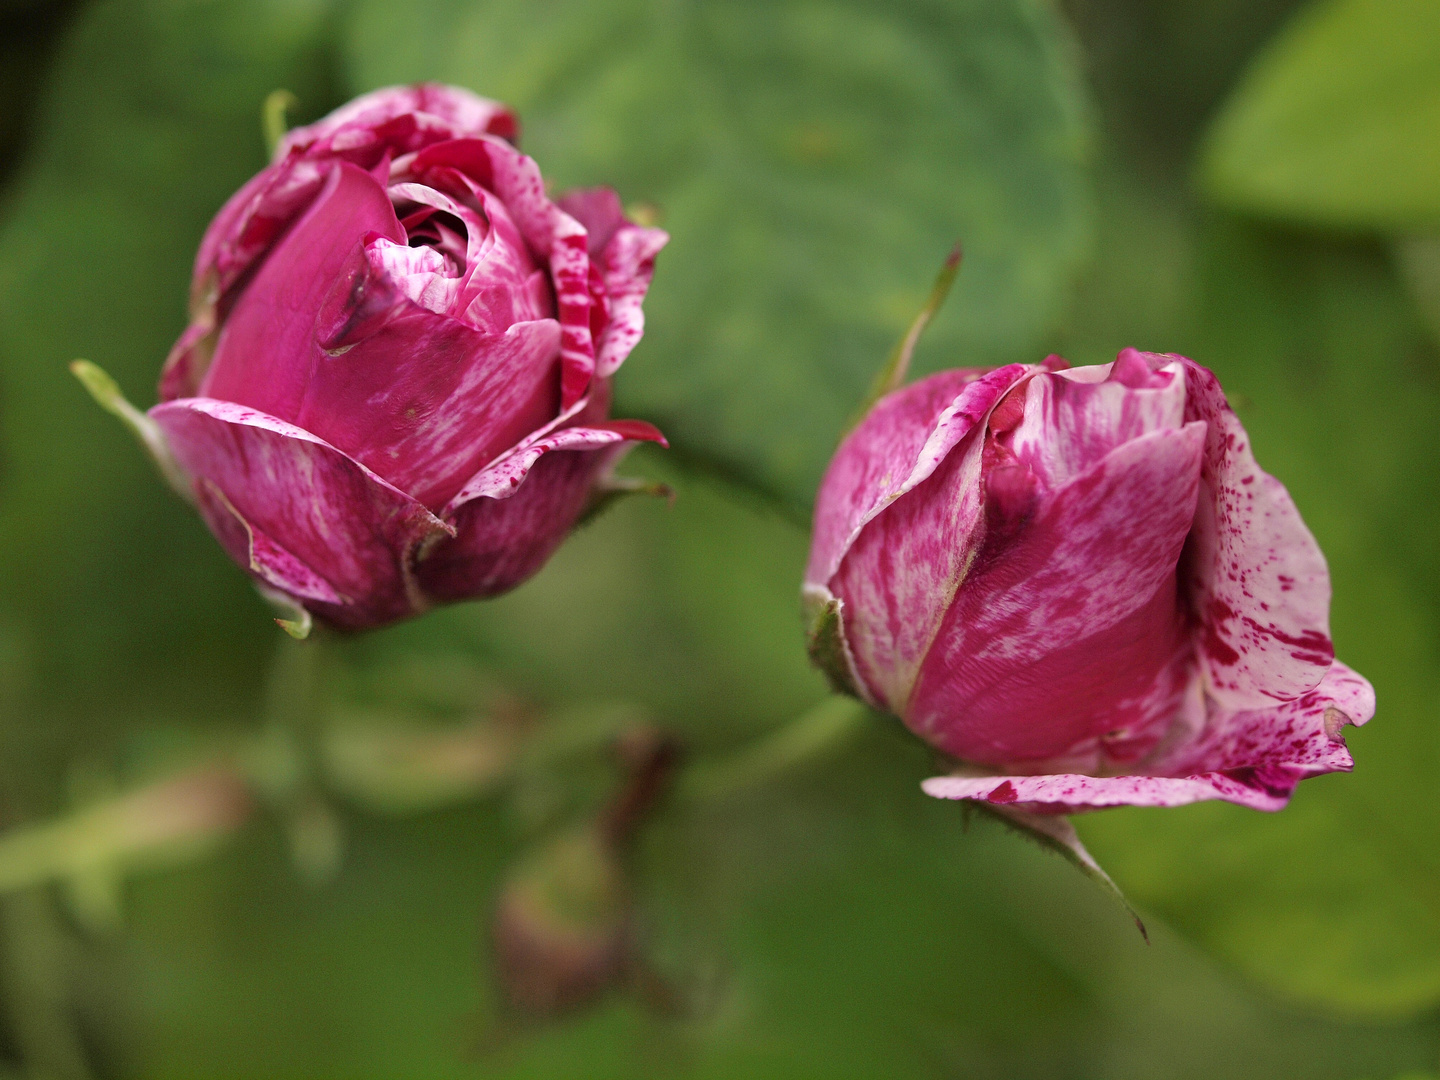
141;84;666;631
806;349;1374;813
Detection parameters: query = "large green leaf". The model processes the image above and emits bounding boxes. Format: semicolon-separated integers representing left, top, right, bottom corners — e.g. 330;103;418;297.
343;0;1093;512
1200;0;1440;230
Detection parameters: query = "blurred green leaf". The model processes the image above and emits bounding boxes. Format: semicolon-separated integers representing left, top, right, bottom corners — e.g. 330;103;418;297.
343;0;1093;511
347;451;831;749
1200;0;1440;230
1394;233;1440;347
116;724;1439;1077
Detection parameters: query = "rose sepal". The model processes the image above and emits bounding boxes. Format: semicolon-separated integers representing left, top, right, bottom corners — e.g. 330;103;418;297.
70;361;192;503
963;794;1147;941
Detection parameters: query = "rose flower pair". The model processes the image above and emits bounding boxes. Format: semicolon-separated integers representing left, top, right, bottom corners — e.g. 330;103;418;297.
79;85;1372;831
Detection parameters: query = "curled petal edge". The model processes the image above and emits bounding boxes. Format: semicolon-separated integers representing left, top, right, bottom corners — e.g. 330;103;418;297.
925;771;1301;813
593;223;669;379
441;416;667;518
196;480;344;607
150;397;455;630
921;660;1371;813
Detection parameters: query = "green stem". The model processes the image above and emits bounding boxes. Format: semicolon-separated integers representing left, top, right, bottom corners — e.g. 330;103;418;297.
677;696;870;804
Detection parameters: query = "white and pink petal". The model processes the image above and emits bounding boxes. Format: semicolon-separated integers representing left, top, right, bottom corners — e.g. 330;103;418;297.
1168;352;1335;709
923;661;1372;813
906;423;1206;764
150;398;452;630
806;365;1028;590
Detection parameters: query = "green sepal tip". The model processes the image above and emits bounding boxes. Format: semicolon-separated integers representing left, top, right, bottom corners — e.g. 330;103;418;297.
849;242;963;428
70;359;192;502
263;89;298;158
971;801;1148;942
802;588;862;699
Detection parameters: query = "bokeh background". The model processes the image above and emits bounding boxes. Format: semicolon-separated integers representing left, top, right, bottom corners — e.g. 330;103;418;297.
0;0;1438;1075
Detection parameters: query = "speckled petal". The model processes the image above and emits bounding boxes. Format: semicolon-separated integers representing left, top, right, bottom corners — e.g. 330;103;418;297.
922;771;1290;812
277;83;517;161
1163;351;1334;708
195;481;343;606
558;188;668;378
814;367;1032;709
417;441;614;603
187;87;513;343
197;157;339;320
440;417;665;516
806;366;1029;589
1157;660;1374;778
922;661;1372;812
1006;357;1186;488
591;222;668;379
303;234;562;508
150;398;452;630
906;422;1206;764
556;187;627;255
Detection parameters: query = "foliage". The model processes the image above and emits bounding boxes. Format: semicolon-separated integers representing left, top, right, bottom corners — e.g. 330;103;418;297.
0;0;1435;1075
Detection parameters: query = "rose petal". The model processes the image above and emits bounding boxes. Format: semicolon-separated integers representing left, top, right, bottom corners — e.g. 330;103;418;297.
416;401;665;603
209;156;342;309
921;660;1372;813
190;165;285;304
278;83;517;162
922;771;1293;811
440;417;666;515
409;138;598;409
459;185;555;330
811;367;1035;710
302;284;563;510
591;221;668;379
1005;358;1187;488
195;480;343;606
906;422;1206;765
806;365;1029;590
159;317;218;403
150;398;452;630
366;237;462;315
1158;660;1374;777
556;187;627;257
417;439;617;604
200;162;404;423
1164;352;1334;708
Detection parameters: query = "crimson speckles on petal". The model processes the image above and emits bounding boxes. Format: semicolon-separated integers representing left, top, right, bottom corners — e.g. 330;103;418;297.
806;348;1372;815
144;84;667;631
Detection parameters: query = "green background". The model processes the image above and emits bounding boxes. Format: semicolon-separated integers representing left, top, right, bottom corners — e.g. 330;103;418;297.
0;0;1437;1075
